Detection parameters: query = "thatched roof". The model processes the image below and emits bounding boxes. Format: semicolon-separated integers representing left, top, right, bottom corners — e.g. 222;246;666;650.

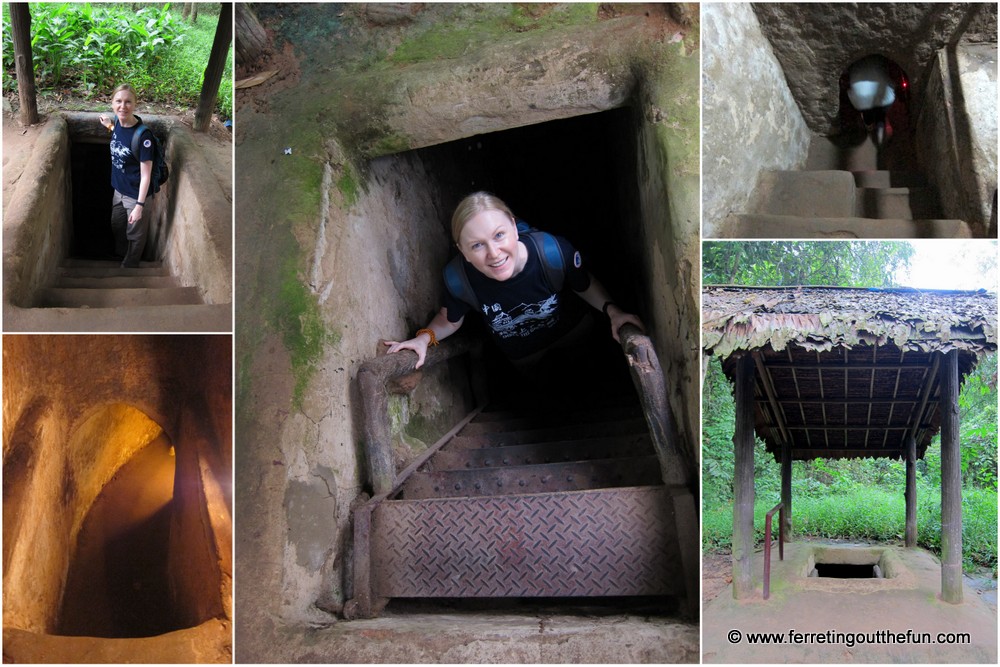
703;286;997;461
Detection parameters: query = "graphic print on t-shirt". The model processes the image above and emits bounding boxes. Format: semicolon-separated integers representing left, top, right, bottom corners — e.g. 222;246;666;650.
110;137;131;172
485;293;560;339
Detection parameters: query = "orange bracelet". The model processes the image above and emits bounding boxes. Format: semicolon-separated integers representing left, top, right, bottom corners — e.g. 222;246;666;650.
416;328;438;346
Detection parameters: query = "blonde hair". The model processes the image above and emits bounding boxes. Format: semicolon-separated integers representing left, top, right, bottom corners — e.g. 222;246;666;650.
450;191;515;242
111;83;137;102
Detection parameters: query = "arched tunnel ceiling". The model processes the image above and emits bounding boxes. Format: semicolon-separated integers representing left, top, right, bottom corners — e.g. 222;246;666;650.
753;2;998;134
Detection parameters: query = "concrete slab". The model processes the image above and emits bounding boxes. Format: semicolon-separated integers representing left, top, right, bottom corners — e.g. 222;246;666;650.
855;187;939;219
730;214;972;239
703;542;997;664
805;135;877;172
235;609;698;663
751;171;857;218
3;303;232;332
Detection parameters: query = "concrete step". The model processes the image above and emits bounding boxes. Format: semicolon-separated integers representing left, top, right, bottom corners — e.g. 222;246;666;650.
56;265;172;278
751;171;856;218
852;170;927;188
855;187;939;220
806;134;877;171
3;303;232;332
52;275;181;290
61;258;163;269
35;286;203;308
732;214;972;239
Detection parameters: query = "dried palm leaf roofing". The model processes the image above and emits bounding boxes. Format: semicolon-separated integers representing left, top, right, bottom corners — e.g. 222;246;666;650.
703;286;997;461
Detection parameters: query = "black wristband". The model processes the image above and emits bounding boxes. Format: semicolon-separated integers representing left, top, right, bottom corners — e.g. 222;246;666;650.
602;301;615;317
135;201;145;207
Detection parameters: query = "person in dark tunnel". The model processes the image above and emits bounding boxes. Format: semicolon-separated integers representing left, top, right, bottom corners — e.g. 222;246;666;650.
385;191;643;377
98;83;153;268
846;55;898;147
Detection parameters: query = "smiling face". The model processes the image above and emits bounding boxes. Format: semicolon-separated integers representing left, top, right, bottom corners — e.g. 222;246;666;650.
457;209;525;281
111;89;137;125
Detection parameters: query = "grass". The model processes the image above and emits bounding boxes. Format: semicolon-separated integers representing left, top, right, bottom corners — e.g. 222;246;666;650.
703;485;998;574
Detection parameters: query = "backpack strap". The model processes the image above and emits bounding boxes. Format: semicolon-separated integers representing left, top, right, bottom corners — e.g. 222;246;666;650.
443;254;480;312
520;227;565;294
130;125;152;160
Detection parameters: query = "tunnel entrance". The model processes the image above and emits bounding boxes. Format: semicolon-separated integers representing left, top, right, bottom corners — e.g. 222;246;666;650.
815;563;878;579
386;106;646;403
69;142;117;260
57;409;180;638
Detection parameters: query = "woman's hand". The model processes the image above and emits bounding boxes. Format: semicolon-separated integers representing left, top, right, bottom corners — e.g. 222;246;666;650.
384;333;431;369
606;303;644;342
128;204;143;225
98;114;113;132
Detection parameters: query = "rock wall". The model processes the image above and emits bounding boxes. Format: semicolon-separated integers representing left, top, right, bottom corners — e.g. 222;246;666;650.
2;335;232;644
702;3;811;237
916;44;998;237
753;3;998;135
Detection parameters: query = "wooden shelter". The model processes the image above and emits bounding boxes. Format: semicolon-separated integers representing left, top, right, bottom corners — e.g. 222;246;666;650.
703;285;997;603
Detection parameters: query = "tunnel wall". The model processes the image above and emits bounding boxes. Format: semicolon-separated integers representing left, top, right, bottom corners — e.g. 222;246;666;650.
916;44;998;237
1;116;72;309
2;335;232;634
152;125;233;304
702;3;812;237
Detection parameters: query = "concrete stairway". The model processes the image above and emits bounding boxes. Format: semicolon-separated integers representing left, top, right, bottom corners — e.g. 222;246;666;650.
347;395;684;616
731;136;972;238
11;259;231;332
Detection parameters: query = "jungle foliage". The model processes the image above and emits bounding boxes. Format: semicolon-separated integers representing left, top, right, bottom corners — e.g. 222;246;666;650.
2;3;232;118
702;242;998;573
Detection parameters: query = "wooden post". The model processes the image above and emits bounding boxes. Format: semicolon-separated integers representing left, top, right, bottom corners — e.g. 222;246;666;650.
905;434;917;547
732;354;756;599
781;438;792;539
193;4;233;132
939;350;963;604
10;3;39;126
236;4;270;68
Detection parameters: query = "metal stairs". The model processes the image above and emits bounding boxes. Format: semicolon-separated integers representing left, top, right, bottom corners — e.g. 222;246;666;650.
346;327;698;619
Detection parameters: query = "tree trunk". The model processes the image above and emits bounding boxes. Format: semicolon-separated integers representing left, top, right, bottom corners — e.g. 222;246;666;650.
181;3;190;20
10;3;39;126
939;350;963;604
236;4;270;68
190;3;199;24
194;4;232;131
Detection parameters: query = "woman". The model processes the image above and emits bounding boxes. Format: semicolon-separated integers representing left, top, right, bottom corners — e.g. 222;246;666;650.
385;192;643;371
98;83;153;268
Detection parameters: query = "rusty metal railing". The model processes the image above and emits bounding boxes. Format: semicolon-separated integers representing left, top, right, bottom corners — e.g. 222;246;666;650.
763;501;785;600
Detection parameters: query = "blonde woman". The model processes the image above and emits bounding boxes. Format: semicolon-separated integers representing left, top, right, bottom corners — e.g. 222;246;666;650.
98;83;153;268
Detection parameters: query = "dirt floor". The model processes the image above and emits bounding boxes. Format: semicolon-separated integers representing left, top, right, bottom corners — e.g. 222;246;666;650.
703;540;998;664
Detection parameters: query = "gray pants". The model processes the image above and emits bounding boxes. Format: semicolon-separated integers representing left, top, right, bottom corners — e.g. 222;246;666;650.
110;190;149;268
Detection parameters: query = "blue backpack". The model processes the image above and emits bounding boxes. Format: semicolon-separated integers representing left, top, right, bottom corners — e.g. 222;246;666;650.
118;115;169;195
444;220;566;312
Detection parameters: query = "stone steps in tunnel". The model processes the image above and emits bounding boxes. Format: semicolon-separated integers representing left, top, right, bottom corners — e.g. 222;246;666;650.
5;303;232;332
855;186;939;219
53;274;183;290
36;286;204;308
731;214;971;239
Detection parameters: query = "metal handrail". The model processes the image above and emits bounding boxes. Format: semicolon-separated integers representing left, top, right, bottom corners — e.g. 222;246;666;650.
763;501;785;600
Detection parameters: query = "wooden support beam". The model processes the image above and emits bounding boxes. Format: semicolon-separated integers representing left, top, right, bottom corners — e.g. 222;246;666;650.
194;4;233;132
10;3;39;126
781;438;792;539
732;354;756;599
905;434;917;547
939;350;963;603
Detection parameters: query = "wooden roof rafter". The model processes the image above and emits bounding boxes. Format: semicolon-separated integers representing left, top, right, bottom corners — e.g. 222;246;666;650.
704;286;997;462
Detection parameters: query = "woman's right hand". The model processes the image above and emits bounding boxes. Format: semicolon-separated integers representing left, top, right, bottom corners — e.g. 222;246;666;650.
98;114;113;132
383;334;431;369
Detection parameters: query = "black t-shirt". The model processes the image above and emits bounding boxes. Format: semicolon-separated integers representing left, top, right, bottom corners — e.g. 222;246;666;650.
110;121;154;198
443;233;591;360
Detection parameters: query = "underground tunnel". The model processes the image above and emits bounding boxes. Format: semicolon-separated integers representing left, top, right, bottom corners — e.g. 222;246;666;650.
2;335;232;663
376;105;650;403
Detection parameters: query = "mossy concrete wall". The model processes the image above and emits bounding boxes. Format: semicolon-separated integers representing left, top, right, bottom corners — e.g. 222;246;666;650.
702;3;811;237
235;6;701;654
2;335;231;659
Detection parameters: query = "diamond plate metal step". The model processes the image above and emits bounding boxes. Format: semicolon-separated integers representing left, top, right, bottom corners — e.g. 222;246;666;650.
370;486;682;599
449;417;649;449
429;433;653;470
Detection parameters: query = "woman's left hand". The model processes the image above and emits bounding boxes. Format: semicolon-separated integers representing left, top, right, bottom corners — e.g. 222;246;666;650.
606;304;644;342
128;205;143;225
